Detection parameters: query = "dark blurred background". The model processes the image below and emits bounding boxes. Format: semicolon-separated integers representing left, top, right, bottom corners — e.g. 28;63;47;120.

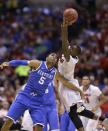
0;0;108;130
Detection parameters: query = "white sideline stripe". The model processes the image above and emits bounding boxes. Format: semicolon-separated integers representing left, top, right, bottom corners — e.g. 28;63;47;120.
51;129;60;131
6;116;16;123
33;122;44;127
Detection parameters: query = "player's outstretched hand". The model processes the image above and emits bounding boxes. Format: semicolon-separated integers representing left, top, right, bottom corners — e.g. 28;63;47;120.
63;16;68;26
0;62;9;69
63;13;74;26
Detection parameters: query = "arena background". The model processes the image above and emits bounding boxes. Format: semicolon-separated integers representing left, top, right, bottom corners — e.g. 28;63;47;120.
0;0;108;130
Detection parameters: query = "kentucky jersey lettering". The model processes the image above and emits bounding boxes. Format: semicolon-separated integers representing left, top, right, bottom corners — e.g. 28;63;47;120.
37;70;53;79
20;61;56;96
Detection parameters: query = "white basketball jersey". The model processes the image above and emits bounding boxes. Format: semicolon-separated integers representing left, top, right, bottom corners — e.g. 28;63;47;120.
58;55;78;80
80;85;102;113
58;55;82;112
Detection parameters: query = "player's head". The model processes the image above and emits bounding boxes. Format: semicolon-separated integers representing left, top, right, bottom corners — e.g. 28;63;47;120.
82;76;90;87
69;44;81;57
46;53;58;66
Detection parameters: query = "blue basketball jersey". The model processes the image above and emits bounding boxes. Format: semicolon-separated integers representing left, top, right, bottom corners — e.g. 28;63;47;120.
43;82;59;131
20;61;56;96
44;82;56;106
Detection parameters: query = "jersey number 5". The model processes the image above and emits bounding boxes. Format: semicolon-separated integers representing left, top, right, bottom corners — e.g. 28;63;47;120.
38;76;46;85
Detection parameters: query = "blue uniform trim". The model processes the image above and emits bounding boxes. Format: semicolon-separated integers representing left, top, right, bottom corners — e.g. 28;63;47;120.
43;83;59;131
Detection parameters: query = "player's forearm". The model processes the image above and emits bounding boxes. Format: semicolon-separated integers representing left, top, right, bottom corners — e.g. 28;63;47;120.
55;87;63;105
61;23;70;60
9;60;29;66
99;95;108;106
56;72;82;93
96;101;105;108
55;92;62;105
100;97;108;105
92;95;108;112
95;96;108;109
63;81;82;92
61;23;68;43
93;100;107;111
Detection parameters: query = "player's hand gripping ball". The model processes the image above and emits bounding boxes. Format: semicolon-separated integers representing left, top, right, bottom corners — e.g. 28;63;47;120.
64;8;78;25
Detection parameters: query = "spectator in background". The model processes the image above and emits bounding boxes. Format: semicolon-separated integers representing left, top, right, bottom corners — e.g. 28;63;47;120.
6;0;18;10
0;43;7;60
101;78;108;117
0;101;9;129
15;65;30;85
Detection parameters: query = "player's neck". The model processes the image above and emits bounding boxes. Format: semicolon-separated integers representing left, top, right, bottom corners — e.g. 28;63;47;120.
72;55;77;58
83;85;89;91
46;61;53;69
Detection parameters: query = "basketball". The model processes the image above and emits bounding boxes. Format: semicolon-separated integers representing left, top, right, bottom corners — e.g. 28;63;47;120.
64;8;78;24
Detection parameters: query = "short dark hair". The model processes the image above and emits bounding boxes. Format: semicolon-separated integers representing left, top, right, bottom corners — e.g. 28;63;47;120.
82;76;90;80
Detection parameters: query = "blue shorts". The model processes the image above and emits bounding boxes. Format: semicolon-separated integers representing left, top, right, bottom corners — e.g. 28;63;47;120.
43;105;59;131
7;95;46;127
59;111;75;131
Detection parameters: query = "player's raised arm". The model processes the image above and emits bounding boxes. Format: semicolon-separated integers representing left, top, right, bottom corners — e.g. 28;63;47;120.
61;17;70;61
55;71;84;98
0;60;41;69
62;9;78;61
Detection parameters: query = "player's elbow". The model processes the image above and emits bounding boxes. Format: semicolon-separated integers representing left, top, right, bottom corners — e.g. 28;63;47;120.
105;97;108;103
61;80;67;86
102;95;108;101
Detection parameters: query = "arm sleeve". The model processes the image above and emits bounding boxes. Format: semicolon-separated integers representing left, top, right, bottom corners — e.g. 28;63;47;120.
9;60;29;67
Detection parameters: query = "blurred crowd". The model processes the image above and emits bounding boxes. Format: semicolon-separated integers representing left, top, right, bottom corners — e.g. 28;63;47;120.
0;0;108;129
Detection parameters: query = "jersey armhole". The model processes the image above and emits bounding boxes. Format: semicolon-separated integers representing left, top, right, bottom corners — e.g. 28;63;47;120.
27;61;30;64
31;61;43;72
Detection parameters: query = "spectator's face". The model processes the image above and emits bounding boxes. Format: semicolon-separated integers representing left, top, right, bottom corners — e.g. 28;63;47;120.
104;78;108;85
82;76;90;87
2;101;9;110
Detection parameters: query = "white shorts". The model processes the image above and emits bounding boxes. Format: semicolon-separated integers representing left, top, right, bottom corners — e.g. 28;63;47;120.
81;109;102;131
59;79;82;112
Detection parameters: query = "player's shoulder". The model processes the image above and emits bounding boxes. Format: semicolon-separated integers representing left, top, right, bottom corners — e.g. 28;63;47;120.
30;59;41;64
59;54;79;64
89;84;101;92
29;59;41;68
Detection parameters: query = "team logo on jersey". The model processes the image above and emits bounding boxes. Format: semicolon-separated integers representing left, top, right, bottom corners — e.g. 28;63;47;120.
37;70;53;79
